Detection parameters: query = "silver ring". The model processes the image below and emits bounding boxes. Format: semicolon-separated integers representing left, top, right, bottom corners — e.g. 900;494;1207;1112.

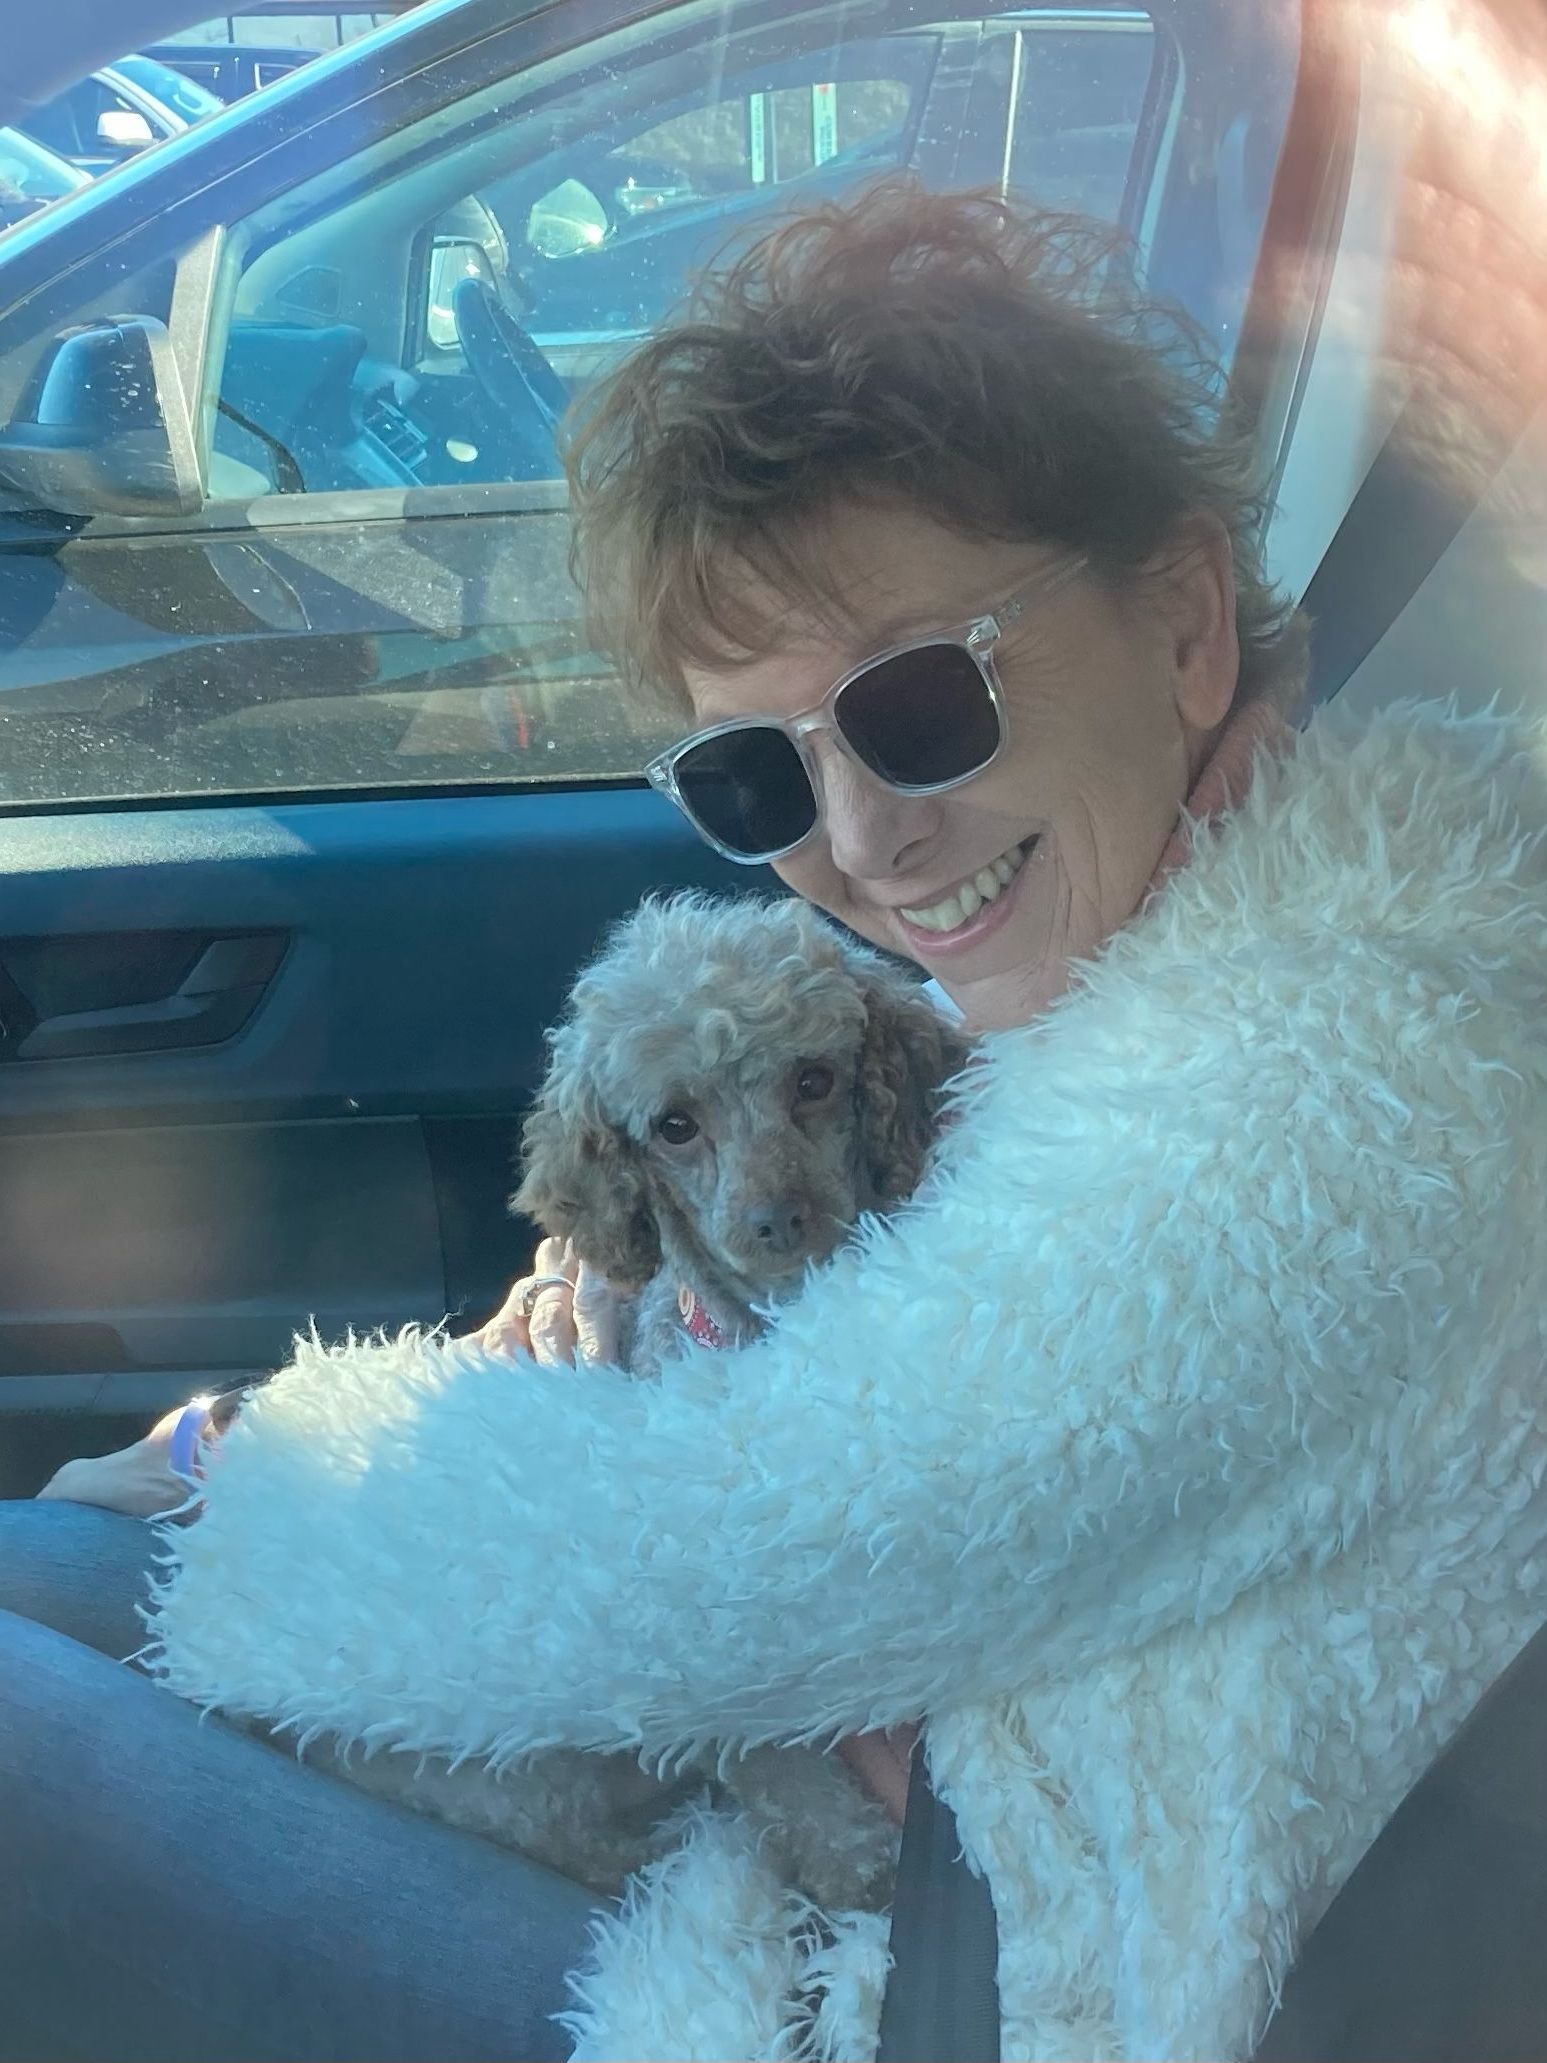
517;1272;575;1318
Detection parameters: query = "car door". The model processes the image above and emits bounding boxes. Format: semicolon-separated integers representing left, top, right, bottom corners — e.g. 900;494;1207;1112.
0;0;1326;1496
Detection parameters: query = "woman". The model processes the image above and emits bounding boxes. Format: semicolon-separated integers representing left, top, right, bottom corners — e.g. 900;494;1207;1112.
6;186;1547;2061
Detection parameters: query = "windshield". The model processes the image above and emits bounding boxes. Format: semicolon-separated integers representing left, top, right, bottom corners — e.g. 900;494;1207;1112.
0;126;89;206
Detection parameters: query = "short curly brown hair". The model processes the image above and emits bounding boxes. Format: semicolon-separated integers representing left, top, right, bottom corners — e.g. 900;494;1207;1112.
564;181;1306;718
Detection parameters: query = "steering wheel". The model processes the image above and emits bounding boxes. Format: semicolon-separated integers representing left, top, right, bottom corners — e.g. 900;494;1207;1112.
452;276;570;480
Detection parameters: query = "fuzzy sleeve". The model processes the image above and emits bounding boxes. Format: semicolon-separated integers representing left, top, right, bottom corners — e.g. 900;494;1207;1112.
146;916;1547;1764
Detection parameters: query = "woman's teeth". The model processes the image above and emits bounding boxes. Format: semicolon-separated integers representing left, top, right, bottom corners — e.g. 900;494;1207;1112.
901;842;1031;932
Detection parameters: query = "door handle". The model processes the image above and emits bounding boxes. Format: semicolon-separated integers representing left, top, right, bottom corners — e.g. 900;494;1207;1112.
11;934;287;1061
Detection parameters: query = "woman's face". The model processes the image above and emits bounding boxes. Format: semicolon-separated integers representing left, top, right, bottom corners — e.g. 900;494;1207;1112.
681;500;1240;1033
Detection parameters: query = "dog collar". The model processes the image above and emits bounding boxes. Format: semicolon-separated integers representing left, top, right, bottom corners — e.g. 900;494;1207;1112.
677;1286;731;1350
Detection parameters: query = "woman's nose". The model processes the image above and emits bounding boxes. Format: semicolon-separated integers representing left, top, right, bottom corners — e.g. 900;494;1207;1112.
817;744;940;880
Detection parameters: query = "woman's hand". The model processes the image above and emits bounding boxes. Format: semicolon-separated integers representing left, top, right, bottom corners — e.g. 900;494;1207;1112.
36;1403;205;1519
473;1236;623;1369
838;1725;919;1826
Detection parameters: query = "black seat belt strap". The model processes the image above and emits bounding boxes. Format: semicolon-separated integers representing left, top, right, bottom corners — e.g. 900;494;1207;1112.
1301;396;1536;706
874;1747;1000;2063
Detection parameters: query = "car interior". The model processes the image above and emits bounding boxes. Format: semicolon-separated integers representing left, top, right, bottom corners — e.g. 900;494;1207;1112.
1;0;1545;2048
0;0;1493;1530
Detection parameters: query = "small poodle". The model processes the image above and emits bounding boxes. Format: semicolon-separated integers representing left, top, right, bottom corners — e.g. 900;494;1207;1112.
513;891;971;1366
315;894;970;1913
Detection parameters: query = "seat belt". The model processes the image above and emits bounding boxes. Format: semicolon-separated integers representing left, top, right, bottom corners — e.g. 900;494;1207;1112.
1300;395;1535;706
874;1748;1000;2063
1254;1609;1547;2060
871;394;1537;2063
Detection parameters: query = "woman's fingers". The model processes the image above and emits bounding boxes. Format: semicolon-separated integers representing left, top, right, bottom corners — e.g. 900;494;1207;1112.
474;1237;572;1359
476;1305;531;1359
571;1259;622;1369
475;1272;536;1358
478;1238;617;1369
526;1235;579;1367
527;1290;577;1367
534;1235;573;1280
36;1406;201;1519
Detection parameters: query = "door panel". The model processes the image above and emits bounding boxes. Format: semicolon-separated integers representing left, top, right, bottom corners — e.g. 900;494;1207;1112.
0;792;758;1490
0;1114;443;1371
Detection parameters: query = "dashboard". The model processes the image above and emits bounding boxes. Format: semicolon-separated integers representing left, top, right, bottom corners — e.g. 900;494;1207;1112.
212;319;529;497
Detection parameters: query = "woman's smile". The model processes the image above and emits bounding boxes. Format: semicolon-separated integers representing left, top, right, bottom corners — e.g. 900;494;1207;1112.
897;836;1030;931
891;835;1037;958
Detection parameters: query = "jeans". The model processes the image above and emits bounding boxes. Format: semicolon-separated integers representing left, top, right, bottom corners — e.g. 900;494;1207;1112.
0;1500;597;2063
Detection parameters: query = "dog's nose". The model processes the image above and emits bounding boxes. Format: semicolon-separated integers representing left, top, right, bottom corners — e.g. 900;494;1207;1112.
744;1203;808;1256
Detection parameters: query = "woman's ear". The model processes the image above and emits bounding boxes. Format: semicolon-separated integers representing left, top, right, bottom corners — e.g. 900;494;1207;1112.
1155;515;1239;732
511;1081;662;1290
852;967;973;1209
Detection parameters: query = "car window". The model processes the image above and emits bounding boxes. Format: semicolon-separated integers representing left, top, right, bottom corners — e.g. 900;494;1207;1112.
173;11;395;54
480;32;941;352
603;74;918;212
161;12;397;84
112;55;225;126
0;130;88;213
23;77;165;163
205;6;1176;474
21;85;96;161
211;9;1169;486
227;10;383;45
0;0;1300;809
501;19;1168;355
1007;20;1156;217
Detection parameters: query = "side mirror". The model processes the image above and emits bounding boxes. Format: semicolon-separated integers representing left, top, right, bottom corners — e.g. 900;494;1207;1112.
97;108;156;152
527;179;610;261
0;316;202;518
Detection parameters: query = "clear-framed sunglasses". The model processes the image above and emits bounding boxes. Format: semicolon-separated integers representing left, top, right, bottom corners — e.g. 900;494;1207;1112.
644;554;1086;863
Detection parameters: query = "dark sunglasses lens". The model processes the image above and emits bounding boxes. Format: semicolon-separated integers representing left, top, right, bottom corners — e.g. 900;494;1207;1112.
673;726;817;857
838;642;1000;787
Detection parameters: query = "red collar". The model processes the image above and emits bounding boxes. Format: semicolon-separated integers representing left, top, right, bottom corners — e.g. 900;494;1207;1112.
678;1286;732;1350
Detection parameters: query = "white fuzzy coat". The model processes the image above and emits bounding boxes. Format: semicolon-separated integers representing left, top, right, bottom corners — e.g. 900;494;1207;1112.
147;700;1547;2061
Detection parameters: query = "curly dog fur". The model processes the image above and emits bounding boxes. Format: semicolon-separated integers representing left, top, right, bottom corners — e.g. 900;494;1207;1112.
515;891;971;1358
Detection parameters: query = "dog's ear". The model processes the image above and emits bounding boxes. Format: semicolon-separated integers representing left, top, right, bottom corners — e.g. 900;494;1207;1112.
852;967;973;1209
511;1078;662;1291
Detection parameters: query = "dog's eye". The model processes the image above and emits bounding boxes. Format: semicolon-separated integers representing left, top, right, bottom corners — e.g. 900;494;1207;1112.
655;1110;699;1145
796;1063;836;1102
